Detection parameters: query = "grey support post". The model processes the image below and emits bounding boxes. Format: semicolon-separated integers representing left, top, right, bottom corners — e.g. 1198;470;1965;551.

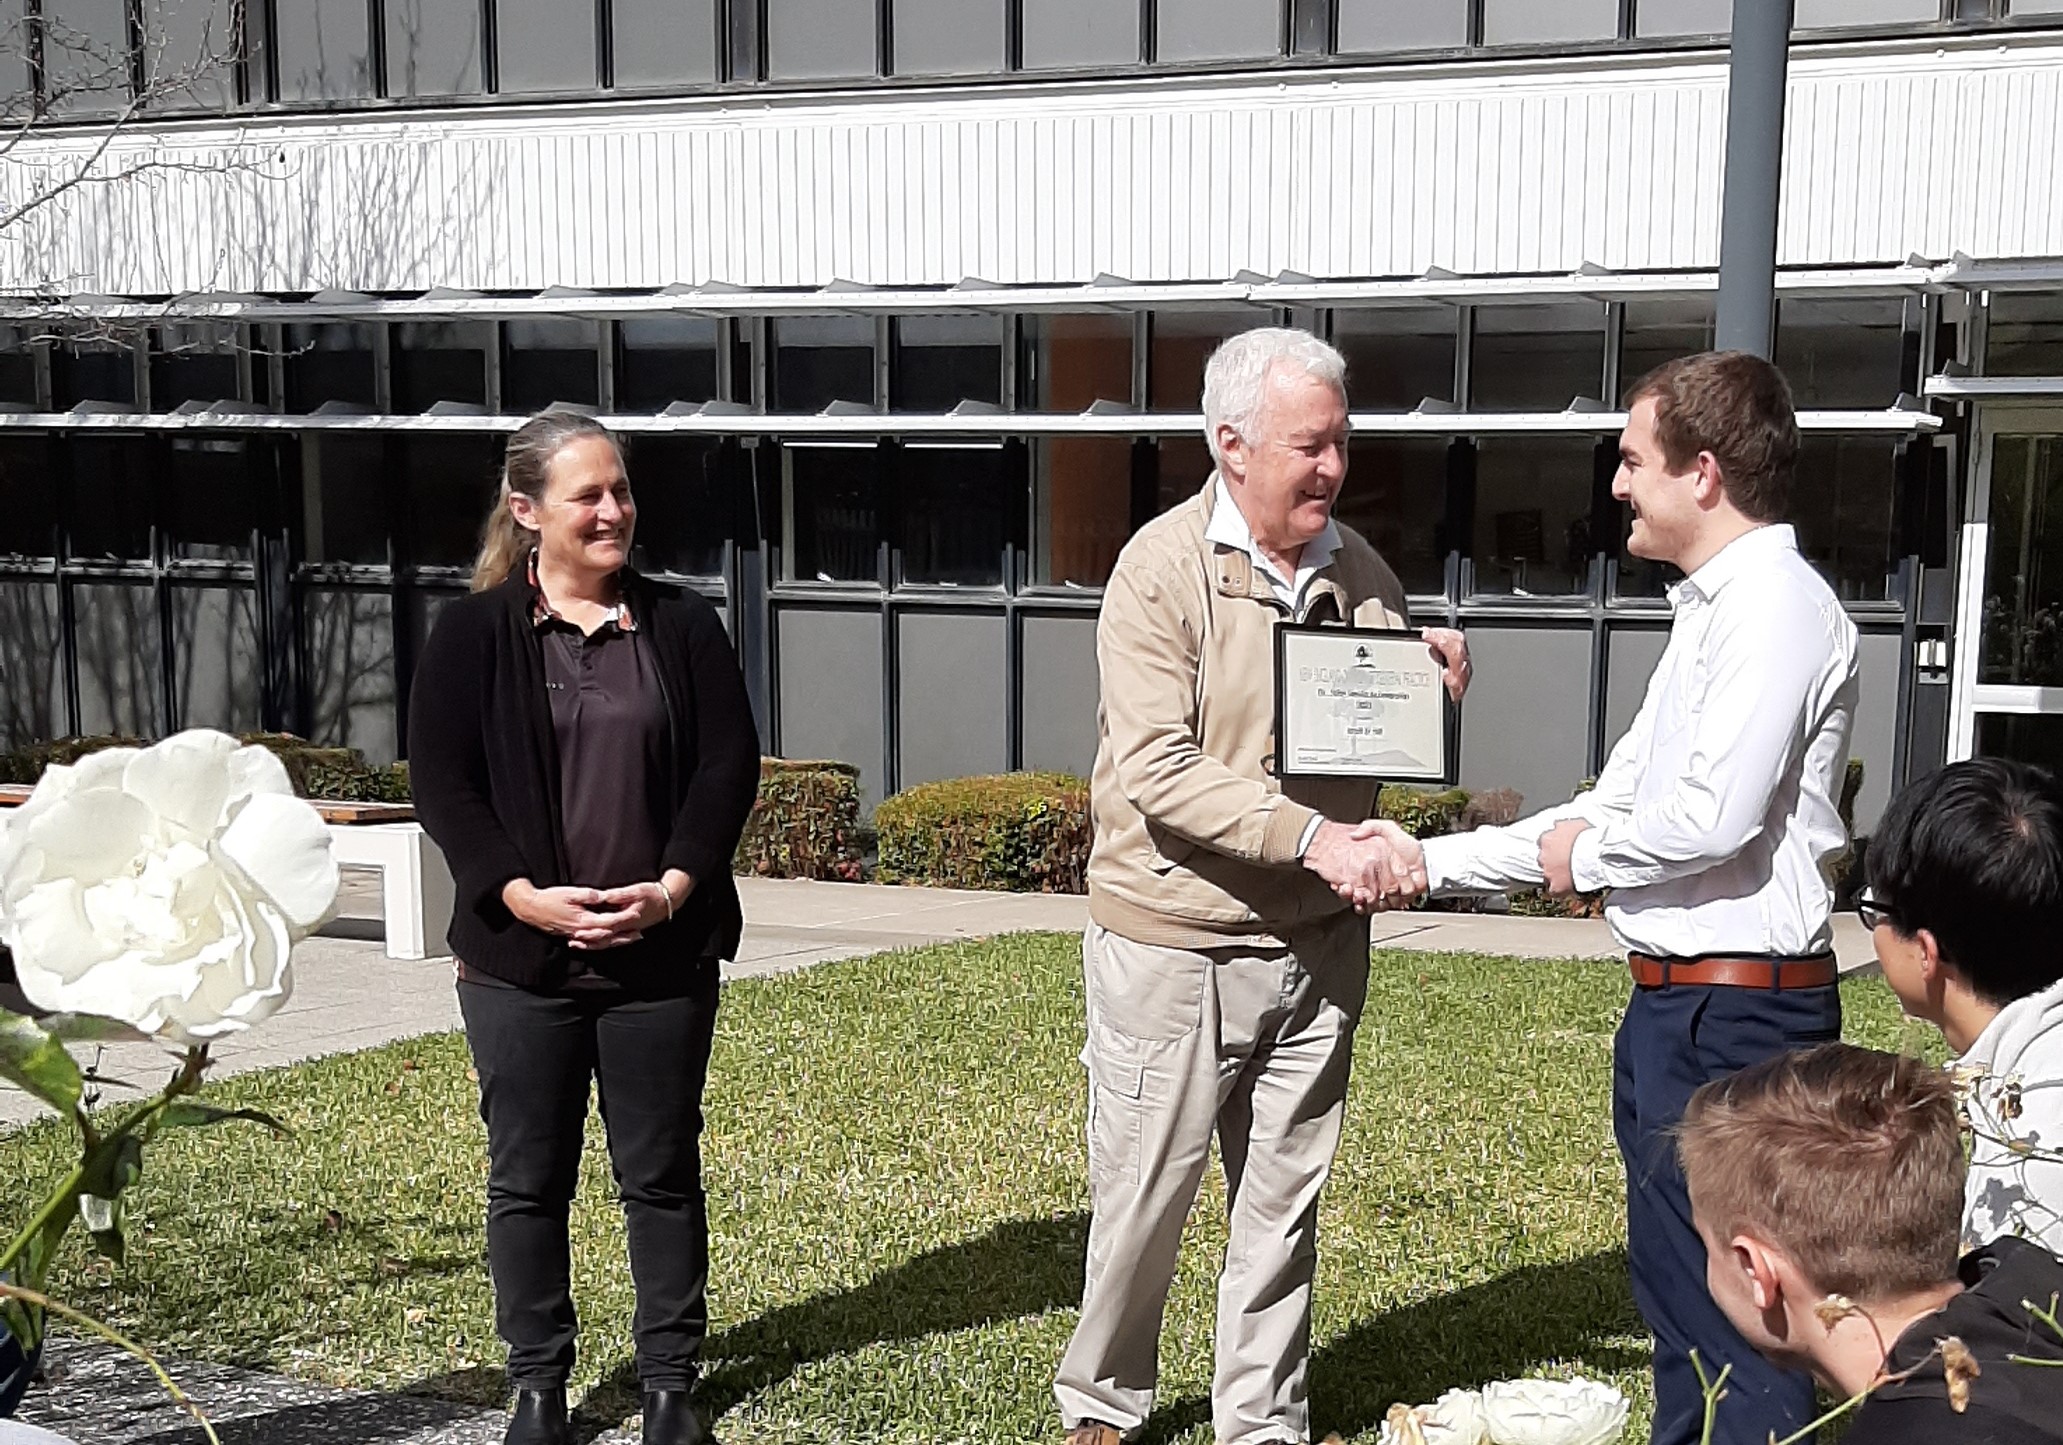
1714;0;1795;359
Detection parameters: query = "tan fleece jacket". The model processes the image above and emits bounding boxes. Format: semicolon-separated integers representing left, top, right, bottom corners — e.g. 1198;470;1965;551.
1087;478;1414;949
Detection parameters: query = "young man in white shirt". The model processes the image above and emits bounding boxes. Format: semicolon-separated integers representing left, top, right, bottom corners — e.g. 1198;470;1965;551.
1860;757;2063;1252
1390;352;1860;1445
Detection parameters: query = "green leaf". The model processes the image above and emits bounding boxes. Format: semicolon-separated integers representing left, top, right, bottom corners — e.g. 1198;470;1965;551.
81;1134;143;1204
159;1101;289;1137
0;1010;81;1119
37;1014;146;1045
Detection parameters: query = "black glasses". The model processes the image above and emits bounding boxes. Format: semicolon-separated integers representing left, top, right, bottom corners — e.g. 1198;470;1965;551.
1855;888;1897;931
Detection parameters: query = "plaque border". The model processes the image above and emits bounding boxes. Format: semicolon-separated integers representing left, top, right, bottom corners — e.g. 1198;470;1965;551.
1272;622;1454;784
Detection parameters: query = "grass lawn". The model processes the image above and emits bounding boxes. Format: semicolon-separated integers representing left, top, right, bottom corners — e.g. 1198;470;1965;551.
0;936;1941;1443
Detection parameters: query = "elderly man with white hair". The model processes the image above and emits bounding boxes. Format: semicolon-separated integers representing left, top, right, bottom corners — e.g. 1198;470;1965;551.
1054;327;1470;1445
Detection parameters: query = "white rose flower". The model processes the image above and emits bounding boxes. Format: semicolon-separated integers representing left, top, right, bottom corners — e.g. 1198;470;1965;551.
1481;1378;1629;1445
0;730;340;1045
1379;1389;1491;1445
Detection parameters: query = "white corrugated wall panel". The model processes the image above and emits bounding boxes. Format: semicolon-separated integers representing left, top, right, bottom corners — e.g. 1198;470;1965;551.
8;38;2063;296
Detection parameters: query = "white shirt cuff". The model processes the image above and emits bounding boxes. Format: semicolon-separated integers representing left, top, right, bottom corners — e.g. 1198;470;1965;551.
1296;814;1326;859
1568;828;1609;894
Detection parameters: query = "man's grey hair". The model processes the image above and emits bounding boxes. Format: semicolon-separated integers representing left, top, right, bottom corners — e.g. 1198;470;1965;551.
1201;327;1349;470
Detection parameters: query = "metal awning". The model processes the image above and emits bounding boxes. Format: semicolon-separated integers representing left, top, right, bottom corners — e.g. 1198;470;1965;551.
0;258;1999;325
0;401;1945;436
1924;373;2063;400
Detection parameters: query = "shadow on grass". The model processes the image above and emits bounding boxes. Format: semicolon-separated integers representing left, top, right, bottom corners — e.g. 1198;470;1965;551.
1138;1248;1643;1444
570;1212;1090;1439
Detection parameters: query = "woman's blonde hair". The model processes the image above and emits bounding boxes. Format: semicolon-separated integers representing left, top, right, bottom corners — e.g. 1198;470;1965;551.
470;411;624;592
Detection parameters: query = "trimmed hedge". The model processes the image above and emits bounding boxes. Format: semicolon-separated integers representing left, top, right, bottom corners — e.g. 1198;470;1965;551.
875;772;1091;893
734;759;866;883
1375;785;1471;840
0;732;411;802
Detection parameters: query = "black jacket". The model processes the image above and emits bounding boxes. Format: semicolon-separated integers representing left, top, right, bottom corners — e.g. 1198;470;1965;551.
1848;1236;2063;1445
407;569;761;988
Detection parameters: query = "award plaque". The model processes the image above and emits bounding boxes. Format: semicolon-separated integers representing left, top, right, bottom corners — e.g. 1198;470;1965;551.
1274;623;1452;782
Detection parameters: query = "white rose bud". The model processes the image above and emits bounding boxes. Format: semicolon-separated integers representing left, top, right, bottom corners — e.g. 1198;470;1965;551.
0;730;340;1046
1481;1378;1629;1445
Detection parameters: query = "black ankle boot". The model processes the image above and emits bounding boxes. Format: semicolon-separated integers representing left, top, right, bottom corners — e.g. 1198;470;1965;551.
641;1389;717;1445
505;1387;570;1445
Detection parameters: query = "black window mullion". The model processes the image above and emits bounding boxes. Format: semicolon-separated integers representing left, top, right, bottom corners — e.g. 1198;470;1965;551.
1139;0;1153;61
877;0;890;74
1005;0;1022;66
368;0;387;95
597;0;612;86
483;0;498;92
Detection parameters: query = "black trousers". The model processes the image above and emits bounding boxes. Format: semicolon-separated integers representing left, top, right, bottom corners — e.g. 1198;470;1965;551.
1614;979;1842;1445
457;967;720;1392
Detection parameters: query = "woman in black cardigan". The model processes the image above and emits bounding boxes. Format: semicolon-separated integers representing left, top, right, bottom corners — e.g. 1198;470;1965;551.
409;412;759;1445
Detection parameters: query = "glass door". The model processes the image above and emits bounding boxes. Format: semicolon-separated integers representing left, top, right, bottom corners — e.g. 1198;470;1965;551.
1952;410;2063;769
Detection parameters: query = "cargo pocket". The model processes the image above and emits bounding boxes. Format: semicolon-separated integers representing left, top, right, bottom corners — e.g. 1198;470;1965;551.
1082;1035;1146;1189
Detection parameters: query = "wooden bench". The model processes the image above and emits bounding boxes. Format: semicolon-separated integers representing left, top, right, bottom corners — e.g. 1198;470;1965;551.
0;785;453;962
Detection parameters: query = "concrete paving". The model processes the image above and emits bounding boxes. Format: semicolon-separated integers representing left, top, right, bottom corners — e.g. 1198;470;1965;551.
0;871;1878;1129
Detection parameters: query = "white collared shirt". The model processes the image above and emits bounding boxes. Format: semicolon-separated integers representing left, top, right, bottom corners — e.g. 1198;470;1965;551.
1423;524;1859;957
1204;477;1341;617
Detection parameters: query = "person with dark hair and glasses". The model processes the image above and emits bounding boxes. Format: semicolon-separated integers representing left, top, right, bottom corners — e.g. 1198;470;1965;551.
1862;757;2063;1252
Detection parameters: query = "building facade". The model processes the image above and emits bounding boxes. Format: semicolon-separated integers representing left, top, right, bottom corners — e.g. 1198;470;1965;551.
3;0;2062;827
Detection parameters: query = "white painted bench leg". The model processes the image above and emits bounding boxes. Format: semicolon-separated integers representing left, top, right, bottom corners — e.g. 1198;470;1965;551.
325;822;455;962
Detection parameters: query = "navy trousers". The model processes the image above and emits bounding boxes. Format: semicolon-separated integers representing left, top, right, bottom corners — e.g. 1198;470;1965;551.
1613;980;1842;1445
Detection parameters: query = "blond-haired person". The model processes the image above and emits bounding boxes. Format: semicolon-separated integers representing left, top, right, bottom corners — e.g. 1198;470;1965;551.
1678;1042;2063;1445
410;412;760;1445
1054;328;1470;1445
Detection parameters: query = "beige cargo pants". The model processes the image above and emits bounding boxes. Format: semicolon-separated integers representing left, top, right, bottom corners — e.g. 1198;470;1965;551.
1053;912;1369;1444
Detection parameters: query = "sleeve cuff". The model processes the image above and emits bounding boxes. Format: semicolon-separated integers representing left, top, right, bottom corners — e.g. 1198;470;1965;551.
1295;813;1326;860
1263;801;1323;865
1568;829;1609;894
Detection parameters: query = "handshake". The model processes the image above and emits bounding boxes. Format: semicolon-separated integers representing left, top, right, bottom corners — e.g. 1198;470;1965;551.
1301;818;1428;914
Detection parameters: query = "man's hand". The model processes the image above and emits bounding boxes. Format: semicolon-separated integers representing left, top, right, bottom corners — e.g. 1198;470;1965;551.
1422;627;1471;703
1539;820;1593;897
1302;819;1426;913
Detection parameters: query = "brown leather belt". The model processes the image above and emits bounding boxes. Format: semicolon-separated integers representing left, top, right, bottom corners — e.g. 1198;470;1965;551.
1629;952;1838;991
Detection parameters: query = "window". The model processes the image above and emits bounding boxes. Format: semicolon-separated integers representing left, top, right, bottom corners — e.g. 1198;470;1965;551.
1022;314;1133;410
626;436;729;577
1790;436;1901;603
496;0;596;93
503;319;599;413
165;436;258;562
892;0;1005;74
1636;0;1734;34
1620;300;1715;391
1482;0;1620;43
1033;436;1132;587
1979;436;2063;687
0;327;37;406
785;445;881;583
898;445;1008;586
1336;0;1469;50
612;0;718;87
1334;438;1448;596
1986;293;2063;378
1022;0;1139;68
1976;714;2063;774
1156;0;1280;62
67;437;153;561
775;316;875;412
1332;307;1457;410
42;0;133;116
52;338;136;408
0;437;60;559
892;315;1003;411
1774;297;1910;409
1471;304;1607;412
299;435;391;565
383;0;483;98
1156;434;1215;513
1471;437;1601;596
140;0;241;110
617;317;720;412
766;0;877;80
1149;310;1269;411
272;0;375;101
284;323;377;411
399;434;501;568
150;323;242;408
392;321;491;412
1794;0;1941;25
